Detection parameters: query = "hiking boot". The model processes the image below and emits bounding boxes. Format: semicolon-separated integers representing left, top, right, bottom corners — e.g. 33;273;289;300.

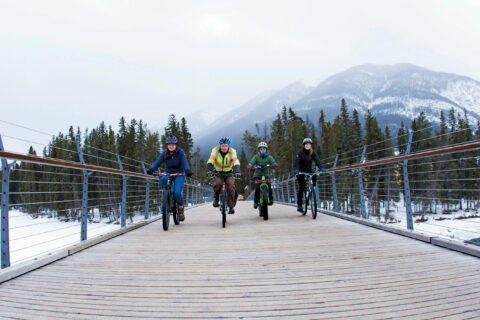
229;207;235;214
297;205;303;212
178;205;185;221
213;198;219;207
253;202;258;209
268;200;274;206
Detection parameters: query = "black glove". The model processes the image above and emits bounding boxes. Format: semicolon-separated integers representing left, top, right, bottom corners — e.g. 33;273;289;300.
146;168;154;175
206;163;214;172
185;170;192;177
233;165;240;174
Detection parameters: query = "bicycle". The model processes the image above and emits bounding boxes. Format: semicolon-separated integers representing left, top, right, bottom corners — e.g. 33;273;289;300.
253;164;275;220
156;172;184;231
296;171;318;219
209;171;239;228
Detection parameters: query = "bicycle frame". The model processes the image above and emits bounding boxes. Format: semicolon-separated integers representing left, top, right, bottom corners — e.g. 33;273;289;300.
209;171;237;228
297;171;318;219
156;172;184;230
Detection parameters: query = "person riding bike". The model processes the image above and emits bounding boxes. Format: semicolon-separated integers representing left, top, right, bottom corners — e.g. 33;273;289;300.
294;138;325;212
206;137;240;214
247;141;278;209
147;135;192;221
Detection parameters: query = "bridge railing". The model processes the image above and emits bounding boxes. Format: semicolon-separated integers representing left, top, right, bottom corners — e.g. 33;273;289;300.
0;133;213;269
273;129;480;244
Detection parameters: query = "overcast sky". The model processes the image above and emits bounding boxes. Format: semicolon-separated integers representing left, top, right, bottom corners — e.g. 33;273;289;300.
1;0;480;152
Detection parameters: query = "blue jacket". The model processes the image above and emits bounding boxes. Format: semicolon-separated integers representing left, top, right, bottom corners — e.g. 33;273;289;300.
149;147;190;174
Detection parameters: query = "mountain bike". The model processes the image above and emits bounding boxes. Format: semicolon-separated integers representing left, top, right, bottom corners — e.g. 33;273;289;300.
209;172;239;228
297;172;318;219
156;172;184;231
253;164;274;220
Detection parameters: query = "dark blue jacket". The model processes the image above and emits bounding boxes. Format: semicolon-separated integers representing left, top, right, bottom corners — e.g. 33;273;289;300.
149;147;190;174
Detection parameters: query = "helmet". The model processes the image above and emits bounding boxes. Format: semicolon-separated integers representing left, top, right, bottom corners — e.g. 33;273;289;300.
166;135;178;144
258;141;268;149
302;138;313;145
218;137;231;145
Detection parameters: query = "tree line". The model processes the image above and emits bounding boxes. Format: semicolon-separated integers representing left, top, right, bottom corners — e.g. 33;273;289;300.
238;100;480;217
4;101;480;221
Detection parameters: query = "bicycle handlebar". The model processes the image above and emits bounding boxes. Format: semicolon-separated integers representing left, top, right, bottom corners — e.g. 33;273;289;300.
154;172;184;177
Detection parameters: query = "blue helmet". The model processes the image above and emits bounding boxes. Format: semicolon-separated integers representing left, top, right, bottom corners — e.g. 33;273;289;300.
166;135;178;144
218;137;231;145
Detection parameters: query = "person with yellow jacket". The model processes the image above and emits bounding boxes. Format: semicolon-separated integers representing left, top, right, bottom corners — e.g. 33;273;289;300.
206;137;241;214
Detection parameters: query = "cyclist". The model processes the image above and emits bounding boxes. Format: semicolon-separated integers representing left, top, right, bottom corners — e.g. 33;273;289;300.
294;138;325;212
147;135;192;221
206;137;241;214
247;142;278;209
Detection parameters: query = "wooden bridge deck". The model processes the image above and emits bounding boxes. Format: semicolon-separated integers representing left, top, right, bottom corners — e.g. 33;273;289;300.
0;202;479;319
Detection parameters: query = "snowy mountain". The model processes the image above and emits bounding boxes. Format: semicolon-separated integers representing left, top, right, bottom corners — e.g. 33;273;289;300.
194;63;480;155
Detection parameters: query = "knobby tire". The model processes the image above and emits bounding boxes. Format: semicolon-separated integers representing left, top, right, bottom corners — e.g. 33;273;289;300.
311;188;317;219
261;186;269;220
221;189;227;228
162;190;170;231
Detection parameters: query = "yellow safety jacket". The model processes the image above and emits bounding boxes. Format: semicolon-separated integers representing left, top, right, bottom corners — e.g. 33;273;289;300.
207;147;240;172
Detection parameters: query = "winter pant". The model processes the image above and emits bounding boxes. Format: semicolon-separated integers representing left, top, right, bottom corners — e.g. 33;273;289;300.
296;174;317;206
159;175;185;206
254;182;272;204
213;176;237;208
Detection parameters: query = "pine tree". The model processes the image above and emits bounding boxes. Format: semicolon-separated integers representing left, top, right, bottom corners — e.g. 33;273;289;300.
179;117;194;159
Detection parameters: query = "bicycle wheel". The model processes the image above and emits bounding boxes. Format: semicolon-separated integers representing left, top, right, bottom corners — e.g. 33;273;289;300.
261;186;268;220
220;189;227;228
162;190;170;231
172;200;180;225
311;187;317;219
303;191;309;216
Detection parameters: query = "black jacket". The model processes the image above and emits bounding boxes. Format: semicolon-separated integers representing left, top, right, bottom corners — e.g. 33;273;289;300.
294;148;323;173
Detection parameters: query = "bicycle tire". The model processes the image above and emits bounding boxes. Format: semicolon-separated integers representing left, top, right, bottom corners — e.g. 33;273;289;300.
172;201;180;225
261;186;268;220
162;190;170;231
311;188;317;219
221;189;227;228
303;191;309;216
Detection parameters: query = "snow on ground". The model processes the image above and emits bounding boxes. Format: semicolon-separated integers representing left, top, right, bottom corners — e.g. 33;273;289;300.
8;210;149;265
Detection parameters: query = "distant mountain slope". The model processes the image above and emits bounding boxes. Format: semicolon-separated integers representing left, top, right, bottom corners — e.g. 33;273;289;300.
193;63;480;155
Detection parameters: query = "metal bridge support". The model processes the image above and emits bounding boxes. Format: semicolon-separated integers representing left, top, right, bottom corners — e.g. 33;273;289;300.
76;139;92;241
1;135;14;269
403;131;414;230
292;175;298;205
142;162;150;219
332;154;339;212
116;154;127;228
358;146;367;219
285;174;291;204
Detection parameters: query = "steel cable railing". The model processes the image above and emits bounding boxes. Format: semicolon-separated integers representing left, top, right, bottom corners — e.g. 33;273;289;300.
0;128;213;269
273;131;480;244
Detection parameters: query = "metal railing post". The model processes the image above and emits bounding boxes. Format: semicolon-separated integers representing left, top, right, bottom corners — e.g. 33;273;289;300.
76;139;91;241
142;162;150;219
116;154;127;228
0;135;13;269
293;174;297;205
358;146;367;219
403;131;414;230
285;174;290;204
332;154;339;212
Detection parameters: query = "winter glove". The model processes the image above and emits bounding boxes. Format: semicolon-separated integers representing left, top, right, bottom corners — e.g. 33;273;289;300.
206;163;214;172
273;163;278;169
321;168;326;173
233;165;241;174
185;170;192;177
147;168;154;175
294;169;299;175
247;166;252;171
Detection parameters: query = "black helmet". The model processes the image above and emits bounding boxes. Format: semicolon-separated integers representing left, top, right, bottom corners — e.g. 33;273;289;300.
166;135;178;144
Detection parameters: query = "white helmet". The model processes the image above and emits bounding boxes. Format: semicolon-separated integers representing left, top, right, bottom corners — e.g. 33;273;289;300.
258;141;268;149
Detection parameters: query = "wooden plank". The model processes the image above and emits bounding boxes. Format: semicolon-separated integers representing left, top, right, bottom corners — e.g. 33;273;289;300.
0;202;478;319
